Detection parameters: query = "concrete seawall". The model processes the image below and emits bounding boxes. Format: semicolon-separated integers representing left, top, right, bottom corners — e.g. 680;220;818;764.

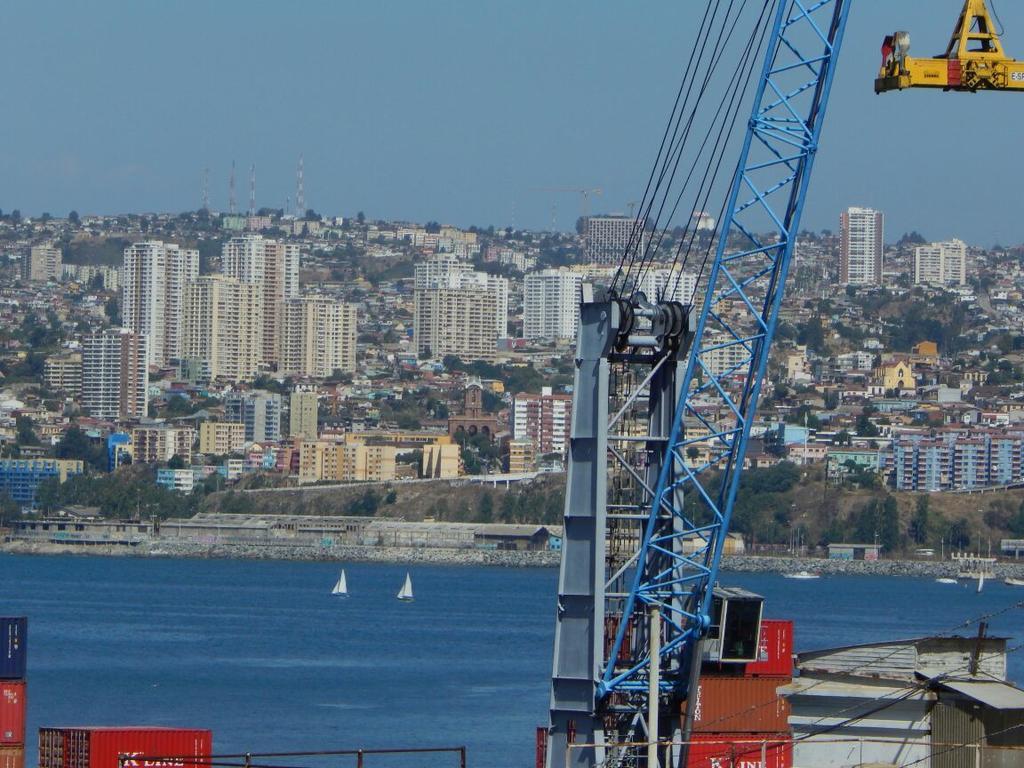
6;538;1024;579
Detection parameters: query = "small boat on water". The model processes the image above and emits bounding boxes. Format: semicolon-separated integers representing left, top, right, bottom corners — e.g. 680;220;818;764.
397;572;414;601
331;569;348;597
783;570;820;580
935;577;959;585
977;570;986;594
1006;577;1024;587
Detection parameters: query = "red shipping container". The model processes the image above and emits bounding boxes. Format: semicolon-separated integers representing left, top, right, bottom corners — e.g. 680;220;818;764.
0;747;24;768
686;733;792;768
682;677;790;733
0;683;25;744
745;620;793;678
39;727;212;768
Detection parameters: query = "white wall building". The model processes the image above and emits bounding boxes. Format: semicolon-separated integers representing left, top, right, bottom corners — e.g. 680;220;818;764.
221;234;300;366
839;207;884;286
122;241;199;365
523;269;582;340
414;260;508;359
281;297;358;377
914;238;967;286
82;329;149;421
181;276;264;382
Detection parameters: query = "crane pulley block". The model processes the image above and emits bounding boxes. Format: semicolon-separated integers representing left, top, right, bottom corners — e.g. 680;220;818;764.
876;0;1024;93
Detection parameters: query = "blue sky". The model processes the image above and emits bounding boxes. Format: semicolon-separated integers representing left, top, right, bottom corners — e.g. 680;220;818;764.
2;1;1022;245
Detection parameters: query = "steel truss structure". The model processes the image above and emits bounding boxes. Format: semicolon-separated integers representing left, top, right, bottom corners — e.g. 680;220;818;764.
547;3;852;768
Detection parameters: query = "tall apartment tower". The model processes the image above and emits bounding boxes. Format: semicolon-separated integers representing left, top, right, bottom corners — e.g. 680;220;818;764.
523;269;582;340
839;207;884;285
289;390;319;440
181;276;264;382
914;239;967;286
281;297;358;377
224;391;282;443
27;244;62;282
122;241;199;365
221;235;300;366
414;258;508;359
638;268;698;305
82;329;149;421
584;216;634;264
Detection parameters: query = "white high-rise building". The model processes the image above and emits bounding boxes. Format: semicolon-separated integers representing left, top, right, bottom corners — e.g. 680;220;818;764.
181;276;265;382
914;239;967;287
222;235;300;366
584;216;635;264
122;241;199;365
82;329;149;421
523;269;582;340
414;261;508;359
638;268;698;305
281;296;358;377
27;244;62;282
839;207;884;285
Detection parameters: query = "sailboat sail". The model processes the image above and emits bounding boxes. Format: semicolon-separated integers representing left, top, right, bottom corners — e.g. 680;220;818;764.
332;569;348;596
397;572;414;601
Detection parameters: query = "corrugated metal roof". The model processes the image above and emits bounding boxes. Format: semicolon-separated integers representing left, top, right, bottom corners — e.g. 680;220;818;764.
938;679;1024;710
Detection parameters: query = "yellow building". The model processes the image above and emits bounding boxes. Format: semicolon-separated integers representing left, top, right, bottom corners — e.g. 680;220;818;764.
875;358;916;391
289;391;319;440
198;422;247;456
507;438;535;474
422;442;462;479
298;436;398;484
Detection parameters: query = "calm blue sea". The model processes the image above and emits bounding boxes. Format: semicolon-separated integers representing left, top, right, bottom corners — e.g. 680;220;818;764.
3;554;1024;768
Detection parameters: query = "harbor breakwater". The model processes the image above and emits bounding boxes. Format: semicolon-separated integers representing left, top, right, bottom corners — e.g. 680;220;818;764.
6;538;1024;578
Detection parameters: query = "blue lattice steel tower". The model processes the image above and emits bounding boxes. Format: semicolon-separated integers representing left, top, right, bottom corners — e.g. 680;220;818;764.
546;3;851;767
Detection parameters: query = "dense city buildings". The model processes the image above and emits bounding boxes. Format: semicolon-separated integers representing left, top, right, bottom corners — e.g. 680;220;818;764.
82;329;149;420
281;297;357;377
584;215;634;263
914;239;967;286
221;235;300;366
513;387;573;457
225;391;282;443
839;206;884;285
413;261;508;359
289;391;319;440
27;244;62;282
523;269;582;340
181;276;264;382
122;241;199;365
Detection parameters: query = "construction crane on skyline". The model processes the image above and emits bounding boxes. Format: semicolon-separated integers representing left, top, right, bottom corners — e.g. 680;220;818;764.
543;3;1019;768
532;187;604;220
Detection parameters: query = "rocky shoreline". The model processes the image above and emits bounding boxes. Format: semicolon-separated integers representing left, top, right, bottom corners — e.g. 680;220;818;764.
6;538;1024;579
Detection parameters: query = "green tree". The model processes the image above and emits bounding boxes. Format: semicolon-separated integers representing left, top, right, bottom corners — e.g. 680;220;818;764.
15;417;38;446
909;495;930;545
477;492;494;523
948;518;971;550
880;495;901;552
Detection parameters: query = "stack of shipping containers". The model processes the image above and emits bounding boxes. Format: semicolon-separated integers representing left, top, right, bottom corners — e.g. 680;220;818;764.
38;727;213;768
684;619;795;768
0;618;27;768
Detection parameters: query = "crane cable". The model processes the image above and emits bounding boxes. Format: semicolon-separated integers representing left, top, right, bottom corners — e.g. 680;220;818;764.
658;0;778;306
613;0;746;295
610;0;722;293
623;0;747;295
632;0;773;302
622;0;764;299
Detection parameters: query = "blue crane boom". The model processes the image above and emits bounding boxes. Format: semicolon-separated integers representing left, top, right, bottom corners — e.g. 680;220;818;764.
546;2;851;768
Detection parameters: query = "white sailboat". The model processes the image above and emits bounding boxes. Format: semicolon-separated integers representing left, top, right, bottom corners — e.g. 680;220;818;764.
331;569;348;597
397;572;414;601
977;570;985;594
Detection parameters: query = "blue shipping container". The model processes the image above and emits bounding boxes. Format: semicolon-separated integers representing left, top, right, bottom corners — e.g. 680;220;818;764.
0;618;26;679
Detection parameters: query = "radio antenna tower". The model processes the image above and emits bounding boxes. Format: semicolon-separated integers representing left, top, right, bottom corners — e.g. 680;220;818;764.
296;154;305;216
228;161;237;214
249;163;256;215
201;167;209;212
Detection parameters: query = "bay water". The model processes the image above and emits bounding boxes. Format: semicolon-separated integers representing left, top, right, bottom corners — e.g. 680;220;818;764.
3;554;1023;768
